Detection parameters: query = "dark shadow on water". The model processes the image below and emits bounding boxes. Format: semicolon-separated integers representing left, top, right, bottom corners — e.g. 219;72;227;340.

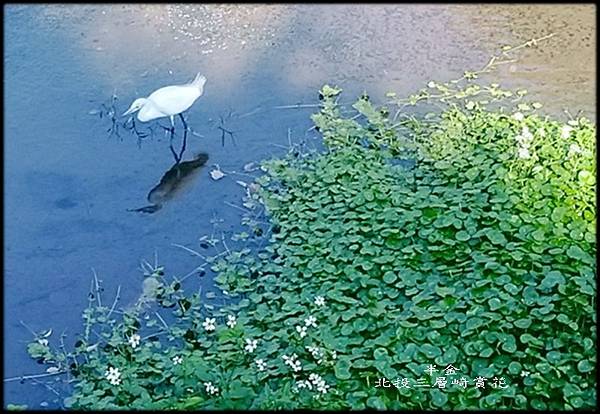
128;151;209;214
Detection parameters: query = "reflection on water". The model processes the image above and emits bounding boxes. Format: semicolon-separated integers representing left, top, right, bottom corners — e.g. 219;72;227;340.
4;3;595;409
19;4;596;116
129;151;210;214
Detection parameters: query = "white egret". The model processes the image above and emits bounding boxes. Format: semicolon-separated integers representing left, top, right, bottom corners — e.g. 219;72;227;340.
123;72;207;131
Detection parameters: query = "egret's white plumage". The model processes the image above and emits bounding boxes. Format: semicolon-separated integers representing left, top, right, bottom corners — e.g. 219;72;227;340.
123;73;207;126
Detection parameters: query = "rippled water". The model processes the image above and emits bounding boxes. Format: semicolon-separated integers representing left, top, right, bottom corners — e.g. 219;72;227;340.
4;4;595;408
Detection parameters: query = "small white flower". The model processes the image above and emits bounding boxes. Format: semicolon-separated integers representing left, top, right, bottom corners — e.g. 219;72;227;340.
37;339;49;347
518;147;531;159
512;112;524;121
202;317;216;332
317;382;330;394
561;125;573;139
204;381;219;395
297;379;312;390
331;351;337;360
172;355;183;365
291;360;302;372
466;101;475;110
314;296;326;307
304;316;317;328
128;334;141;349
226;315;236;328
307;373;329;393
309;373;322;384
296;325;307;338
307;345;324;362
427;81;436;88
255;358;267;371
521;126;533;141
520;370;530;377
568;143;582;156
105;367;122;385
283;354;302;372
244;338;258;353
283;353;297;364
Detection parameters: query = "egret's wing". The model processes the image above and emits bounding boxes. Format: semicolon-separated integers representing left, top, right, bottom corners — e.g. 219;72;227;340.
147;86;200;115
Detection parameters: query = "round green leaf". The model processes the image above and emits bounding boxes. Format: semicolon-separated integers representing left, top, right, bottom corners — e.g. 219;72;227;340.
421;343;442;358
488;298;502;311
486;229;507;245
530;399;547;410
508;361;522;375
383;272;397;284
366;396;386;410
570;396;584;408
456;230;471;241
546;351;562;364
466;317;484;331
540;271;565;289
577;360;594;373
513;318;532;329
430;389;448;407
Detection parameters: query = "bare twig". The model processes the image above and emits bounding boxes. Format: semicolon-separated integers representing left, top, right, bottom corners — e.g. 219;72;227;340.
272;103;323;109
225;201;251;213
171;243;208;259
4;371;66;383
154;312;170;330
221;231;231;255
177;264;208;283
91;268;102;308
107;285;122;319
19;320;39;338
237;107;263;119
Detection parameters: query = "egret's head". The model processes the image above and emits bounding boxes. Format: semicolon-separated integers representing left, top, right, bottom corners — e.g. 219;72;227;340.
122;98;147;116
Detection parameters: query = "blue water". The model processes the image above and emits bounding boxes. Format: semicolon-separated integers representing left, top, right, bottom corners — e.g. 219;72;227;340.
4;4;595;409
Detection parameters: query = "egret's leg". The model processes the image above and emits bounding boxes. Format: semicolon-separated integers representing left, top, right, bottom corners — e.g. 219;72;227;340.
169;115;175;134
177;123;188;161
178;113;188;131
168;115;177;161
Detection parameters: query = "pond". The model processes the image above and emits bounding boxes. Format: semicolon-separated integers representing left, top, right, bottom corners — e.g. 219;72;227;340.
4;4;595;408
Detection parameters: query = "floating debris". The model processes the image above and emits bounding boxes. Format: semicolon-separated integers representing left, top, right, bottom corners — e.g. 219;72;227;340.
210;165;226;180
243;162;259;172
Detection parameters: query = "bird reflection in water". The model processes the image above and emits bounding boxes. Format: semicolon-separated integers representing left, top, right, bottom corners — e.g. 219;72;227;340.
128;128;209;214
